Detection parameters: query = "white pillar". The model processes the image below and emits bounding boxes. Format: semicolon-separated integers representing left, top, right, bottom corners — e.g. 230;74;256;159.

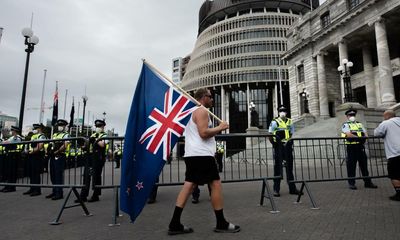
374;18;396;105
246;83;251;128
338;40;348;103
316;52;329;117
362;45;377;108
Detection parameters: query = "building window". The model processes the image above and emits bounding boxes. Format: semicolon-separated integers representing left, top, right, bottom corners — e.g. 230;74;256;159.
320;11;330;28
297;64;305;83
173;60;179;68
348;0;360;10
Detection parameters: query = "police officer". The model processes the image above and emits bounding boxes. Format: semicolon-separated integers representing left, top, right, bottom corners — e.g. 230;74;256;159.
24;123;46;196
0;137;5;183
113;144;122;169
1;126;23;192
78;119;108;202
215;141;224;173
341;109;377;190
268;106;301;197
46;119;70;200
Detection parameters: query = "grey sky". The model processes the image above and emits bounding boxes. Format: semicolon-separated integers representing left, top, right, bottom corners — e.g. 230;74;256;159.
0;0;324;135
0;0;203;134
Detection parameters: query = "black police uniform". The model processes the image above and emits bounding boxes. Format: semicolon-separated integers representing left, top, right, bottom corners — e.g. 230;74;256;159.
47;119;69;200
1;126;23;192
79;119;107;202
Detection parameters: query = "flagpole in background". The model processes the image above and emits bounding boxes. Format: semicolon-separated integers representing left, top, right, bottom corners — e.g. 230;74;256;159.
39;69;47;124
63;89;68;119
76;101;80;137
143;59;223;123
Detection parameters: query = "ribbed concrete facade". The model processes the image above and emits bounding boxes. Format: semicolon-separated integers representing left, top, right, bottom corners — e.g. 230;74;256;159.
181;0;313;133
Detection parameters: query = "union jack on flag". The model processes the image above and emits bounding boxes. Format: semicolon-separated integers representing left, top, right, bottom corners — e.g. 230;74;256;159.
120;62;197;223
139;87;196;161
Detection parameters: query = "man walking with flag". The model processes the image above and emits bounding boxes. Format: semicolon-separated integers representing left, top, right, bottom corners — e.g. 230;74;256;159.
168;88;240;235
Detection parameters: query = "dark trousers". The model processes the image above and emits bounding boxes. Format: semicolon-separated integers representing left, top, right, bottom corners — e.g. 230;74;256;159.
81;153;105;198
4;152;19;190
273;142;296;193
0;154;5;182
29;152;43;193
50;155;66;197
115;155;121;168
346;145;372;185
148;177;159;201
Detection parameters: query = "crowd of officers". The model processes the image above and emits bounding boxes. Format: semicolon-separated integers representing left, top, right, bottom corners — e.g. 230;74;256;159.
0;119;121;202
268;106;378;197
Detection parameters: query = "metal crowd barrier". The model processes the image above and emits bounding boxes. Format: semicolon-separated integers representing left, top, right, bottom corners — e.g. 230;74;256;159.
100;134;281;217
286;136;387;209
0;134;280;225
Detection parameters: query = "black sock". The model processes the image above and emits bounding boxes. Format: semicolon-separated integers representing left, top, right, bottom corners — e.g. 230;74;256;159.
169;206;183;230
394;187;400;195
215;209;229;229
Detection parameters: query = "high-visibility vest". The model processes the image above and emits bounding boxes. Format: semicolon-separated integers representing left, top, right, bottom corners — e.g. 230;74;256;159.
5;135;24;152
272;117;293;143
0;139;4;155
341;121;365;145
89;132;108;153
52;132;70;156
30;133;45;151
216;143;224;154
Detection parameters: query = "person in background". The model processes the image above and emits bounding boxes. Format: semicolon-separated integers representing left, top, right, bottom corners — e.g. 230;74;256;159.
374;110;400;201
24;123;46;196
341;109;377;190
1;126;23;192
46;119;70;200
268;106;301;197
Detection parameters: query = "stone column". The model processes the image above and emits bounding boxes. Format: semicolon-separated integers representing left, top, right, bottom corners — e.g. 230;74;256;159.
374;18;396;106
316;52;329;118
362;45;377;108
338;39;348;103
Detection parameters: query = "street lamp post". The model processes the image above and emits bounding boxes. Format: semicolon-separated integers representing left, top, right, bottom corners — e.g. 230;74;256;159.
18;27;39;130
337;59;354;103
81;95;88;136
301;89;310;114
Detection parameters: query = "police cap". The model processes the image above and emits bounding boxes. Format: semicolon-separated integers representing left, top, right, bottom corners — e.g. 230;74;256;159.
94;119;106;127
32;123;44;129
11;126;21;133
56;119;68;126
345;109;357;116
278;106;287;112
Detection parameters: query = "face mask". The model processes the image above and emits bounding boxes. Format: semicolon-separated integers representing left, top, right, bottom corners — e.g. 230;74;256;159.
58;126;64;132
279;112;287;118
32;129;38;134
95;127;102;133
349;116;356;122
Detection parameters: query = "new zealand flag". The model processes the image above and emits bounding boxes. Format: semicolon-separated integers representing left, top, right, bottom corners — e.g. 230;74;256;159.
120;62;197;222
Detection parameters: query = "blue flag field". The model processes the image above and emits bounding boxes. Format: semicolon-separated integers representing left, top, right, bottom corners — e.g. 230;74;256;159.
120;62;197;222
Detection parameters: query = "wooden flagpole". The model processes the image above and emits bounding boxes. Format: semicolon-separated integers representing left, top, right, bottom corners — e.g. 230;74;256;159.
142;59;223;123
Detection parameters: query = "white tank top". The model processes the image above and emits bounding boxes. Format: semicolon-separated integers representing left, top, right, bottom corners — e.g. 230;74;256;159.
184;110;216;157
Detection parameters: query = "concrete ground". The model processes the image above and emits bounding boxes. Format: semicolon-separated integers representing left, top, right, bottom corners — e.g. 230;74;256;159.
1;177;399;240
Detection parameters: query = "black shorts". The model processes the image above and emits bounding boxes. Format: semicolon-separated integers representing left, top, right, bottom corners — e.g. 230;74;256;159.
184;156;220;185
387;156;400;180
